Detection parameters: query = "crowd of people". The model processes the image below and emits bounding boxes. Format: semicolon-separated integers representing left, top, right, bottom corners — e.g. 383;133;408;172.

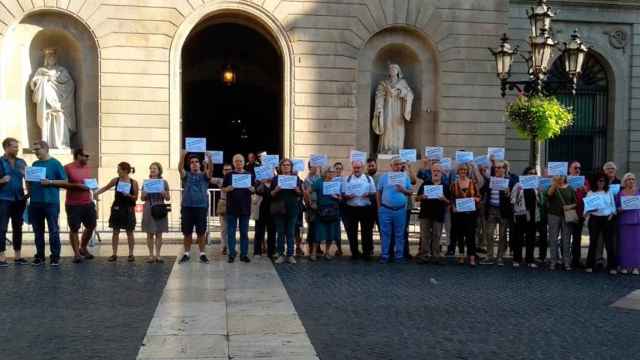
0;136;639;275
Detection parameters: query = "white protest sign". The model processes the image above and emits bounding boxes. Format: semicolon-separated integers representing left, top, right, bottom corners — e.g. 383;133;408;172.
455;151;474;164
207;151;224;164
350;150;367;164
399;149;417;163
185;137;206;153
583;194;605;212
322;181;341;196
83;178;99;190
254;166;273;181
548;162;568;176
621;196;640;210
425;146;443;160
278;175;298;189
489;177;509;191
25;166;47;182
292;159;305;173
232;174;251;189
309;154;328;167
424;185;444;199
143;179;164;193
116;181;132;194
488;147;505;161
519;175;539;190
456;198;476;212
388;172;406;186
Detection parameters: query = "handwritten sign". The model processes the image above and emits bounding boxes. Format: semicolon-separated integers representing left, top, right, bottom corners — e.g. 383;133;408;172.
83;178;99;190
621;196;640;210
610;184;621;196
489;177;509;191
25;166;47;182
567;176;585;190
116;181;131;194
519;175;539;190
425;146;443;160
143;179;164;193
439;158;452;171
474;155;490;167
583;194;605;212
263;155;280;169
345;182;366;196
309;154;328;167
539;177;552;191
400;149;417;163
185;137;206;153
232;174;251;189
388;172;406;186
456;198;476;212
424;185;444;199
278;175;298;190
322;181;341;196
207;151;224;164
350;150;367;164
548;162;568;176
254;166;273;181
488;147;505;161
455;151;474;164
292;159;305;173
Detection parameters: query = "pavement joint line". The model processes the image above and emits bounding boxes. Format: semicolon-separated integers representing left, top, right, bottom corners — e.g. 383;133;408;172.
136;248;318;360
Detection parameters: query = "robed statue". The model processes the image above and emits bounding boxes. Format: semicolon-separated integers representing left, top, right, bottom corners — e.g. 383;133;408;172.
372;64;414;154
30;48;76;149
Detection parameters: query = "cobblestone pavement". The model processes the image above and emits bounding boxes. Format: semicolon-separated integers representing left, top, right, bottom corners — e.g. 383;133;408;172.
276;258;640;360
0;258;173;360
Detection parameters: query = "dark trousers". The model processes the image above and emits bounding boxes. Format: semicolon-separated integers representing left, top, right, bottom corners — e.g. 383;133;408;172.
571;219;585;267
254;216;276;257
345;205;374;257
513;215;536;263
537;220;548;261
29;202;61;260
587;215;616;270
452;212;476;256
0;199;25;253
275;213;297;256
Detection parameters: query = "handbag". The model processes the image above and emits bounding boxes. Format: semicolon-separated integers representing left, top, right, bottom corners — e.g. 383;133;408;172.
270;198;286;216
151;204;170;220
318;202;339;222
557;189;578;223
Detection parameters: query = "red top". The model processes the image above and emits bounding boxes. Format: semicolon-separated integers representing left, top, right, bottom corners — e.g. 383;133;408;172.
64;162;93;206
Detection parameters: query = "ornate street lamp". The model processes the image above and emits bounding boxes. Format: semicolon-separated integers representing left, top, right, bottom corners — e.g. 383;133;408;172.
563;30;589;94
527;0;554;37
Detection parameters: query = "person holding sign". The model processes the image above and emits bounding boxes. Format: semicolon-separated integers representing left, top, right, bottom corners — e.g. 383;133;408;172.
27;141;68;266
302;163;321;256
223;154;255;263
481;161;513;266
510;167;540;268
450;163;481;266
0;138;28;267
583;172;617;274
602;162;621;185
176;150;213;264
376;157;413;264
309;165;342;261
546;175;577;271
63;148;97;264
416;163;450;264
615;173;640;275
141;162;170;264
255;165;277;259
270;159;303;264
94;162;139;263
342;160;377;261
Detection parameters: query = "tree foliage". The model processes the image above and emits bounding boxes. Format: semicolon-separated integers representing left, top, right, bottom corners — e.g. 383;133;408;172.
506;95;573;141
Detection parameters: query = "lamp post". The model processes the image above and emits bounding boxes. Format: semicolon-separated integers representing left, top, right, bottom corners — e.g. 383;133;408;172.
488;0;588;170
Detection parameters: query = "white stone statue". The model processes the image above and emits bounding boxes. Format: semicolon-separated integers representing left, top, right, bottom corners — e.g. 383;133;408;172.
372;63;414;154
30;48;76;149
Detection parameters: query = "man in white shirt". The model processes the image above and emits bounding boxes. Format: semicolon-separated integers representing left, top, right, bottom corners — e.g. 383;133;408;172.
342;160;377;260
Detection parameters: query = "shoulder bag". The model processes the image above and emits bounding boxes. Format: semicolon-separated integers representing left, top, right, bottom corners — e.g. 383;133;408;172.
557;188;578;223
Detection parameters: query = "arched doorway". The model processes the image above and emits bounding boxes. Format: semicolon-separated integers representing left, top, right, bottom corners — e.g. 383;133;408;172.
181;18;283;162
546;53;610;175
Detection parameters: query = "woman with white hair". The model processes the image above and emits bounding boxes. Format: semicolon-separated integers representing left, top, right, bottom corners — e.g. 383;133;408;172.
615;173;640;275
602;162;621;185
309;165;342;261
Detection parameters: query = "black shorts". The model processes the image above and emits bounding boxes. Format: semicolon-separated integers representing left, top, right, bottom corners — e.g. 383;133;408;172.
66;203;97;232
181;207;208;236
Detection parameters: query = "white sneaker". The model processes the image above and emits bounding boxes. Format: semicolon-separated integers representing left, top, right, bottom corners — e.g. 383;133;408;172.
621;268;629;275
512;262;520;268
528;263;538;269
609;269;618;275
632;268;640;276
585;268;593;273
274;256;286;264
287;256;297;264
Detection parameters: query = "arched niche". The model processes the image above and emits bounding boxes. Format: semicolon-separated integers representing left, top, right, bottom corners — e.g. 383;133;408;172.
0;10;98;161
357;27;438;155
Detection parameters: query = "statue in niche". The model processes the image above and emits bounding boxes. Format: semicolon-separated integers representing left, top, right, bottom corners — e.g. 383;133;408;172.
30;48;76;149
372;63;414;155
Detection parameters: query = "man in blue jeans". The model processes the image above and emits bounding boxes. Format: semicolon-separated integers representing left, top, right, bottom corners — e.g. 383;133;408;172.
27;141;68;266
0;137;28;267
222;154;255;263
376;156;413;264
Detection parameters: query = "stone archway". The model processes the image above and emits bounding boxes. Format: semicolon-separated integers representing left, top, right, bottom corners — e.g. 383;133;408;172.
169;2;293;168
0;10;99;161
357;27;439;155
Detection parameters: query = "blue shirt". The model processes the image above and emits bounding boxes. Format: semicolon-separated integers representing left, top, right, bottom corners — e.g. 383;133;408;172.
0;156;26;201
29;157;67;204
182;172;209;208
377;172;412;209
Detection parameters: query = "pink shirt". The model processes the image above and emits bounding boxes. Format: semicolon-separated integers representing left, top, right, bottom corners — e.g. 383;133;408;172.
65;162;93;206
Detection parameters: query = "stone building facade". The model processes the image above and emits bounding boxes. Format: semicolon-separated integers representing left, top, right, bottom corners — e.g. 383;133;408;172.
0;0;638;210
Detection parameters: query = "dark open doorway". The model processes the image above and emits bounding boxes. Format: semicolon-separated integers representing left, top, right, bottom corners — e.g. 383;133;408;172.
181;21;283;163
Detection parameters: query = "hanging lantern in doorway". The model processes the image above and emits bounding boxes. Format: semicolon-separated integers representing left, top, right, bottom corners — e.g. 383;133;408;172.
222;64;236;86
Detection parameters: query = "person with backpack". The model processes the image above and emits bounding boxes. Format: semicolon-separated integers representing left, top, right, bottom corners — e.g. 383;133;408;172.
342;160;376;260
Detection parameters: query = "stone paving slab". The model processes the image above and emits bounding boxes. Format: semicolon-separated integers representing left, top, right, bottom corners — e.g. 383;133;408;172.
611;289;640;311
